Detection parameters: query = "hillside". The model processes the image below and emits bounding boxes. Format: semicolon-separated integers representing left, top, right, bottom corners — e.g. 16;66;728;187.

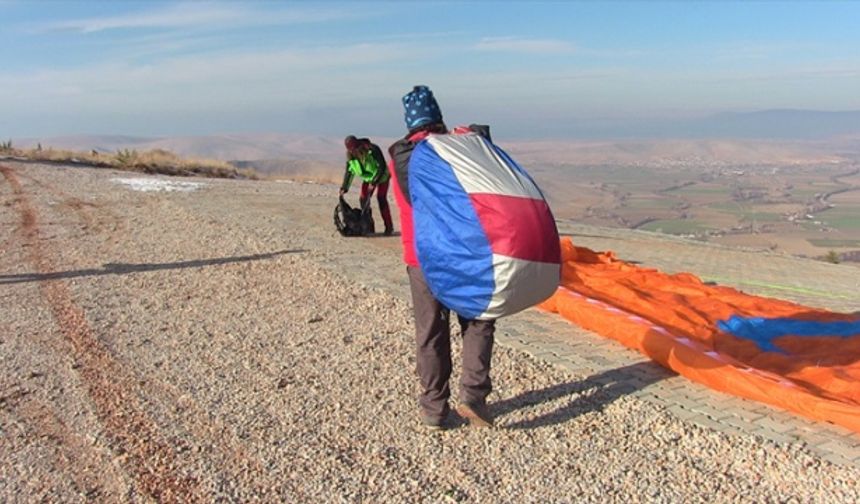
2;160;858;501
15;119;860;171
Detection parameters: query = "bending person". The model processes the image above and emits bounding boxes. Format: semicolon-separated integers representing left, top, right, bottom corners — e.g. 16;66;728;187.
340;135;394;236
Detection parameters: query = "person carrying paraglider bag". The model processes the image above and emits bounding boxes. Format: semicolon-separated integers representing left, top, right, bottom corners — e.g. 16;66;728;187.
388;85;562;430
340;135;394;236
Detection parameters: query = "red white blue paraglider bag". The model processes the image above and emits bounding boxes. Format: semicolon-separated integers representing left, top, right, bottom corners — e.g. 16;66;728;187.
409;130;561;320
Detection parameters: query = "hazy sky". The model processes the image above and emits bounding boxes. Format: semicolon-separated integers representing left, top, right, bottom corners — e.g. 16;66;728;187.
1;1;858;138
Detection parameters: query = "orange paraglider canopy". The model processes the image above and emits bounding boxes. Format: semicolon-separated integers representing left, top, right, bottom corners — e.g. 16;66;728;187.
540;238;860;432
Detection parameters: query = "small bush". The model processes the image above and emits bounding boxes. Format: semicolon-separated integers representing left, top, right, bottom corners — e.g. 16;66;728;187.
823;250;841;264
0;139;12;152
115;148;139;168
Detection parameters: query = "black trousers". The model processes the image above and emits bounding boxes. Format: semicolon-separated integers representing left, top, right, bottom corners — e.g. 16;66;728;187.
407;266;495;419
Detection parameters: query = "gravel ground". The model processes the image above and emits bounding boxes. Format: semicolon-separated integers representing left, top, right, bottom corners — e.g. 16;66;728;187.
1;161;858;503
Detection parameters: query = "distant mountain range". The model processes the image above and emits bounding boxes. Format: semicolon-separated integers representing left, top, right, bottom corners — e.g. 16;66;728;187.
533;110;860;140
11;110;860;176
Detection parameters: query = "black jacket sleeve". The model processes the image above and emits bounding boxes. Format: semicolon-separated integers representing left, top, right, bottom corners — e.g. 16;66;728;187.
369;144;387;184
340;162;353;192
389;138;416;204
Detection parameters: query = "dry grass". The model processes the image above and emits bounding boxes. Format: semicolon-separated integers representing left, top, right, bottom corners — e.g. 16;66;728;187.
0;142;257;180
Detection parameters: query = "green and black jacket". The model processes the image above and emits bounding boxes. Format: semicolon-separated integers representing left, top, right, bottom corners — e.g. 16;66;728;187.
341;140;389;192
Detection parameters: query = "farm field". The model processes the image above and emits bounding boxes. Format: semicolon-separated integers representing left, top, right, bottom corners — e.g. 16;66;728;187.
540;162;860;264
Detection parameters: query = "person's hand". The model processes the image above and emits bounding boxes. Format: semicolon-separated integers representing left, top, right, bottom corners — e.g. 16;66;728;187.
339;188;346;196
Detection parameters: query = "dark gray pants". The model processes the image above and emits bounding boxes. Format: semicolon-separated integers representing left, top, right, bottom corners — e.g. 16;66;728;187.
407;266;495;420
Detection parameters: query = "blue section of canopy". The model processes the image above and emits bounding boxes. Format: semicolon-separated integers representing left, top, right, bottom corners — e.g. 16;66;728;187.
718;315;860;353
410;139;494;319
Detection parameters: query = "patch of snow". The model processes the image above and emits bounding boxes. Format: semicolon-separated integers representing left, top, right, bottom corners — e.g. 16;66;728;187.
112;177;205;192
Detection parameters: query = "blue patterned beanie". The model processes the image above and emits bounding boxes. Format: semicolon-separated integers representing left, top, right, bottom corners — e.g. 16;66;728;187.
402;85;443;130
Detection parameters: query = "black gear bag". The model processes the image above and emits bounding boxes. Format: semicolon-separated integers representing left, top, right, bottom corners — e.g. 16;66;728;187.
334;196;375;236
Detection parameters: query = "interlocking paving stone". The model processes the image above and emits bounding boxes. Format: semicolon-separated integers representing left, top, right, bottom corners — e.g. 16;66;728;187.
585;355;615;367
666;404;698;421
820;424;860;439
691;404;731;421
707;394;752;410
713;425;745;438
758;430;798;445
677;386;714;401
728;407;767;423
499;339;531;353
755;416;802;434
719;415;757;431
623;376;656;390
689;415;726;432
815;442;860;461
539;354;571;367
821;453;854;467
629;391;662;405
